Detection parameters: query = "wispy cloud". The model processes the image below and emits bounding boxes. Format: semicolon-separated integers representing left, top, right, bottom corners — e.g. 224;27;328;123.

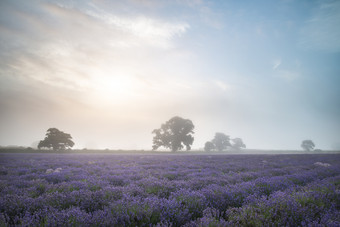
272;59;299;81
0;1;191;96
84;4;190;48
272;59;281;70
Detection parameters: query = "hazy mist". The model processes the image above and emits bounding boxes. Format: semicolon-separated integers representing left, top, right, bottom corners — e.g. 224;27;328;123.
0;0;339;150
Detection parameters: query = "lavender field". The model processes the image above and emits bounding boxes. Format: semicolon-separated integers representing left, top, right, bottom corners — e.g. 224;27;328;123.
0;153;339;226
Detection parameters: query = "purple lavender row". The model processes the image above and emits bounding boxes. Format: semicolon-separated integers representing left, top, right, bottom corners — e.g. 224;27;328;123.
0;154;339;226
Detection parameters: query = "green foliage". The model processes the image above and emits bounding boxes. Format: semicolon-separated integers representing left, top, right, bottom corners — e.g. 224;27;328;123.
38;128;74;151
204;141;215;152
152;116;194;152
212;133;230;152
232;138;246;150
301;140;315;151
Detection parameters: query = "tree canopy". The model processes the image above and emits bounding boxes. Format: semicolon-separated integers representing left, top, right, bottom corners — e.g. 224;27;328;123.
301;140;315;151
152;116;194;152
212;132;230;152
232;138;246;150
204;141;215;152
38;128;74;151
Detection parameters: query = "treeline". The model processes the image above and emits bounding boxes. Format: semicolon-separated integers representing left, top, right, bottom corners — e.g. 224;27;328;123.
26;116;321;152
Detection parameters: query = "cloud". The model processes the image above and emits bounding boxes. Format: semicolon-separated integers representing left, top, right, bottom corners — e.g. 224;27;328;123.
272;59;281;70
299;0;340;52
0;0;191;97
84;4;190;48
271;59;299;81
0;0;201;129
1;0;338;150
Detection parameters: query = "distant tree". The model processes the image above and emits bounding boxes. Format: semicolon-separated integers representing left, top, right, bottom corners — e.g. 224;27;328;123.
204;141;215;152
152;116;194;152
38;128;74;151
301;140;315;151
232;138;246;150
212;132;230;152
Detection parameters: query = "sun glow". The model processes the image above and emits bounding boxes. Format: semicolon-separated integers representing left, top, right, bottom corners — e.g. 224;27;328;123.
95;75;133;95
85;66;142;105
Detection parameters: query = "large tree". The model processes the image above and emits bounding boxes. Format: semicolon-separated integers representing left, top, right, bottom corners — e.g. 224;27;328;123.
212;132;230;152
301;140;315;151
38;128;74;151
152;116;194;152
232;138;246;150
204;141;215;152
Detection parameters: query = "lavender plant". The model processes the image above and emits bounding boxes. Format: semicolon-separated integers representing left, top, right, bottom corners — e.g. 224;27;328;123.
0;153;339;226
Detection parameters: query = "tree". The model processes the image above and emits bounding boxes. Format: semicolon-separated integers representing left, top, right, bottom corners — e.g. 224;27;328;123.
38;128;74;151
152;116;194;152
212;132;230;152
232;138;246;150
204;141;215;152
301;140;315;151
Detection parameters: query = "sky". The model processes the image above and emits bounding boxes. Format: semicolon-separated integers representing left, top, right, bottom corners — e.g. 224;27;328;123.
0;0;339;150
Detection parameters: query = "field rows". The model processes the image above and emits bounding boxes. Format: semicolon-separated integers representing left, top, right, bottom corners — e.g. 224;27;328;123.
0;154;339;226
